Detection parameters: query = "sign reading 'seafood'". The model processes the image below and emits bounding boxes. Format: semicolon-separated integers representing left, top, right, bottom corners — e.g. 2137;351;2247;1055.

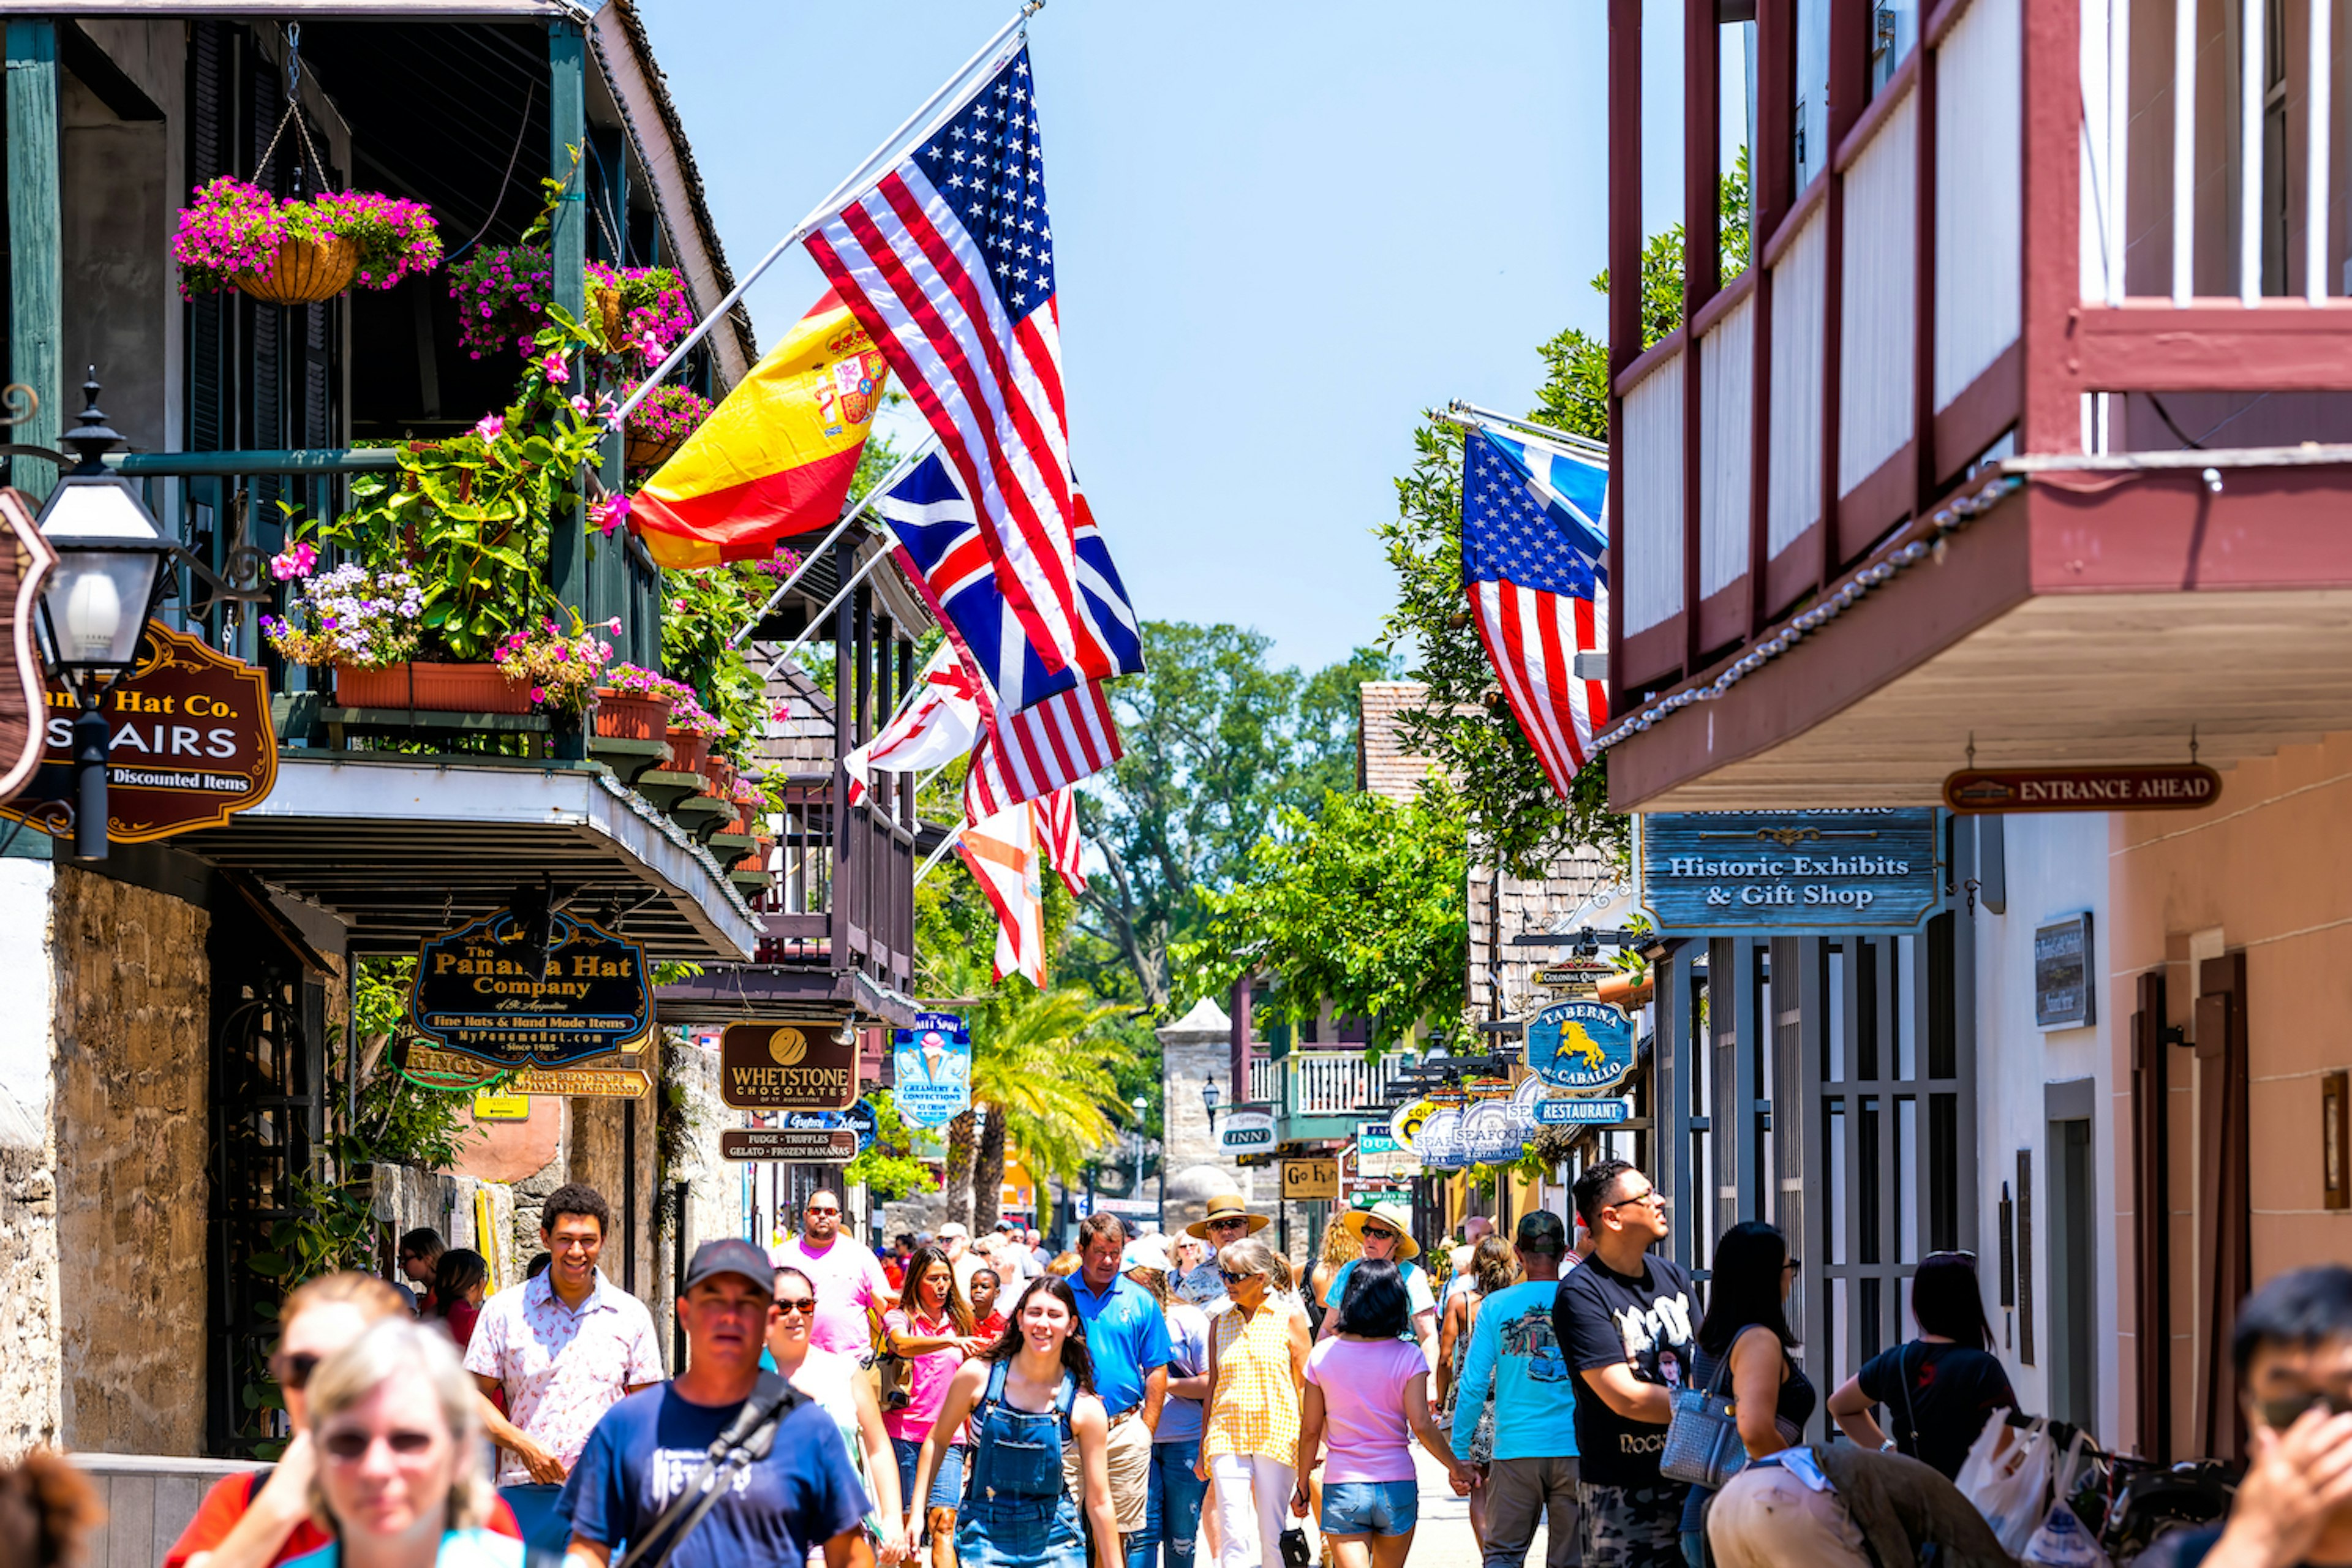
1638;809;1941;933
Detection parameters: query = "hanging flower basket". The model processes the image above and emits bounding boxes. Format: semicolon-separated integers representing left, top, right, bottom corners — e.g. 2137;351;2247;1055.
236;233;358;304
336;660;533;714
592;687;673;742
625;385;715;473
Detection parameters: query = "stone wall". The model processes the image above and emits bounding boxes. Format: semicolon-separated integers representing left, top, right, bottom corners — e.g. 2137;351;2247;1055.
0;861;59;1457
50;865;210;1457
1156;999;1262;1235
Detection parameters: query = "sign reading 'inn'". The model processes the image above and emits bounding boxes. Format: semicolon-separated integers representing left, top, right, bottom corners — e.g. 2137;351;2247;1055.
1638;809;1941;933
410;910;652;1069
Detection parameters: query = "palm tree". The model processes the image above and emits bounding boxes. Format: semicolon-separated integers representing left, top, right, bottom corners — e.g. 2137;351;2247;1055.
966;986;1129;1231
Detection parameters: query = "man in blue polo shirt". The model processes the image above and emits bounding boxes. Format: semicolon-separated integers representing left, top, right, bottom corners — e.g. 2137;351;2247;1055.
1066;1212;1170;1564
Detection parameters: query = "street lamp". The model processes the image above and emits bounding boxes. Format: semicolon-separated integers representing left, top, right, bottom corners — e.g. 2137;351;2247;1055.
33;377;173;861
1131;1093;1148;1200
1202;1074;1221;1125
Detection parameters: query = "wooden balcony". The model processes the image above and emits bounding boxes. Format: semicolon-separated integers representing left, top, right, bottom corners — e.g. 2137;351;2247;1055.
1602;0;2352;809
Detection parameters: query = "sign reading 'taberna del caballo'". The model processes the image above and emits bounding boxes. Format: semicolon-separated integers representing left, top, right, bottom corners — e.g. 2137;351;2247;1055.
1639;809;1940;933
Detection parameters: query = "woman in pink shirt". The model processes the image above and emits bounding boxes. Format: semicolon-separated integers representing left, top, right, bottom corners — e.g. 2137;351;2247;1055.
1292;1260;1478;1568
884;1242;993;1568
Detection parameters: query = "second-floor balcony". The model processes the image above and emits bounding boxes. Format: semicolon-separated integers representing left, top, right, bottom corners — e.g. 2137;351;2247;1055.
1602;0;2352;809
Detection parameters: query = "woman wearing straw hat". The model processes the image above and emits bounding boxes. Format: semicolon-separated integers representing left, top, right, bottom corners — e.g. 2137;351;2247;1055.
1316;1202;1438;1372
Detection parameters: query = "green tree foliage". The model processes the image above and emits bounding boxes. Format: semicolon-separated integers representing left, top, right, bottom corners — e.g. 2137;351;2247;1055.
1376;153;1750;876
1179;782;1470;1050
1077;623;1395;1006
844;1089;940;1202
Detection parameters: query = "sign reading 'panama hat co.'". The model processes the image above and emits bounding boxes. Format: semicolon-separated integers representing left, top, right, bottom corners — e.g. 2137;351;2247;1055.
1638;809;1940;933
720;1021;859;1110
410;910;650;1069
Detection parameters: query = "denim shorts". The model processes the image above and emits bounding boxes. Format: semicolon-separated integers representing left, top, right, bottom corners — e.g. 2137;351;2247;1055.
892;1435;968;1511
1321;1478;1419;1538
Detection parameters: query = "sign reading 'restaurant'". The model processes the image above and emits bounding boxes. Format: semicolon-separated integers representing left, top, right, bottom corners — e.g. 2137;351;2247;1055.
1943;764;2221;814
411;911;652;1069
1639;809;1940;933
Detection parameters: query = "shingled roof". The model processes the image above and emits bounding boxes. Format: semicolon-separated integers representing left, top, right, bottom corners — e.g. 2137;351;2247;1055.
1357;682;1446;803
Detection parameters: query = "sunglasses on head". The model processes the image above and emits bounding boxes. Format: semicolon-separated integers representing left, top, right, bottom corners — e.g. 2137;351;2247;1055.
323;1428;437;1461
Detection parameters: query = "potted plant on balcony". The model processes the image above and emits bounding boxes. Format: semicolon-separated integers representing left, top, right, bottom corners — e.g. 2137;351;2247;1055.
450;244;692;371
662;685;727;775
495;611;620;715
173;176;442;304
593;663;677;742
625;383;715;474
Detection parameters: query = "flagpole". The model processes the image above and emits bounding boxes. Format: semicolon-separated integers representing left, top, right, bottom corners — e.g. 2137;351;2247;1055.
608;7;1042;427
724;435;937;650
1442;400;1610;459
914;827;966;884
760;545;895;680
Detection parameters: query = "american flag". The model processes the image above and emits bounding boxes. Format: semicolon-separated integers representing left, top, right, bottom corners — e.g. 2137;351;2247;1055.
1460;427;1610;797
880;451;1140;717
963;678;1124;821
1035;786;1087;895
808;45;1110;680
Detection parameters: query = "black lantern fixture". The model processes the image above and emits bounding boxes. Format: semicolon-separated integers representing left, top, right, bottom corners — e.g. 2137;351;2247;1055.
32;375;173;861
1201;1074;1221;1125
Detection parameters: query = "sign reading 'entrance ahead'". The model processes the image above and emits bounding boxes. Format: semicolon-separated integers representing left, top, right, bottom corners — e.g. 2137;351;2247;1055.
1943;764;2221;814
1639;809;1940;933
410;911;650;1069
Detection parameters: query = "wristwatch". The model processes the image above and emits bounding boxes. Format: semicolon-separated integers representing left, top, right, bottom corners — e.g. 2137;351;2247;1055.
1879;1439;1899;1453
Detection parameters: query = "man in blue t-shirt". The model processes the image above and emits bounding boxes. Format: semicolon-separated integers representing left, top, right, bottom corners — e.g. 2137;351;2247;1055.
560;1238;870;1568
1455;1209;1581;1568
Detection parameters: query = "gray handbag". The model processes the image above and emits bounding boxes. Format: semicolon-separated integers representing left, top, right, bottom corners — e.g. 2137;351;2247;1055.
1658;1352;1747;1488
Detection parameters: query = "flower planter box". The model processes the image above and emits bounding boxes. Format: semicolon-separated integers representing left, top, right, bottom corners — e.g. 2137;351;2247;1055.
592;688;672;742
699;755;736;801
336;660;532;715
236;234;358;304
736;836;775;875
665;728;711;775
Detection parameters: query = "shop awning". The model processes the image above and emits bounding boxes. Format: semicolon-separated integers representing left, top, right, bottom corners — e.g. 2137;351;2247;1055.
655;964;922;1030
177;753;756;960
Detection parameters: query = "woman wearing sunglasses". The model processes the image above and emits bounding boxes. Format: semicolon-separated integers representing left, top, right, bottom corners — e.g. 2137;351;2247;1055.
1319;1205;1438;1372
769;1265;909;1567
165;1274;522;1568
1198;1238;1313;1568
285;1316;516;1568
1826;1250;2015;1480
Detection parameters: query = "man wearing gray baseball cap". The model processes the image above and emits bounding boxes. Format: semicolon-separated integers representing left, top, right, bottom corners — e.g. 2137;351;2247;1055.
560;1239;877;1567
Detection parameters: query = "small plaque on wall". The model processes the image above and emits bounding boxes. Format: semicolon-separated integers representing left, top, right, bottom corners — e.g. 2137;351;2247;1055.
2326;1072;2350;1212
2034;914;2095;1030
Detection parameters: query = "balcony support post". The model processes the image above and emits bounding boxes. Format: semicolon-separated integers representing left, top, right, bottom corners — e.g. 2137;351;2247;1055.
1681;0;1718;674
830;530;856;969
548;18;590;761
6;20;60;501
1606;0;1642;712
2019;0;2082;450
1749;0;1793;637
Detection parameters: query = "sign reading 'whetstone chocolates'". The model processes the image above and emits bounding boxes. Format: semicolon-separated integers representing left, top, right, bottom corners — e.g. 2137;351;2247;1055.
1639;809;1940;933
410;911;651;1069
719;1022;859;1110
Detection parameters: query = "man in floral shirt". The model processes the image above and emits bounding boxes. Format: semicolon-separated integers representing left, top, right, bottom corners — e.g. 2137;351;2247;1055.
466;1183;663;1550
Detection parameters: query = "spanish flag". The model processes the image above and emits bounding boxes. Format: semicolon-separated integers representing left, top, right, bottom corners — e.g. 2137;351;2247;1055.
628;289;890;569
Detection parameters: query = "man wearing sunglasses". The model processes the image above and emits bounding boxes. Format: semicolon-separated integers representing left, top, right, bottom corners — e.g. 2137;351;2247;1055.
1552;1159;1697;1568
777;1188;893;1363
2142;1265;2352;1568
1177;1193;1267;1311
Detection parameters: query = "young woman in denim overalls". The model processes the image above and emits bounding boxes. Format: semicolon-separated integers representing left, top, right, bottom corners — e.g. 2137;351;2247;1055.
910;1277;1122;1568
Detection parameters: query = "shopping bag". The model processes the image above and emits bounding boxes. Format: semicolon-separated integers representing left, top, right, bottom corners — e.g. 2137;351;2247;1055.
1958;1414;2054;1555
2019;1501;2105;1567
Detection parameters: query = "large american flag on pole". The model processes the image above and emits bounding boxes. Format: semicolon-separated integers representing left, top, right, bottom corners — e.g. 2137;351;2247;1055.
1460;427;1610;798
963;679;1124;821
807;45;1112;680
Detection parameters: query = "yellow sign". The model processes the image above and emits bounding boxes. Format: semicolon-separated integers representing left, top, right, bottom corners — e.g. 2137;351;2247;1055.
403;1042;650;1099
472;1090;531;1121
1283;1158;1340;1201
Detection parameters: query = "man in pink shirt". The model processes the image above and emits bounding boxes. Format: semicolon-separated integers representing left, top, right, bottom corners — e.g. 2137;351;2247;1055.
772;1187;891;1360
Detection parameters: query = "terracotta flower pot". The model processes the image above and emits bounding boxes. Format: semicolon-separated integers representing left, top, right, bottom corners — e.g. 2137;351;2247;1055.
236;234;359;305
592;688;672;742
625;426;687;473
735;836;774;875
336;660;532;715
699;755;735;801
665;727;710;775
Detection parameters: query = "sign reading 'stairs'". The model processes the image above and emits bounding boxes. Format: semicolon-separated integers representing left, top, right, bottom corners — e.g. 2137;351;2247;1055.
411;910;650;1069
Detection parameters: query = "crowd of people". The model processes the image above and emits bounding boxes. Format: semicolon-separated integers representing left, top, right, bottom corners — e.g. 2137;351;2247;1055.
0;1158;2313;1568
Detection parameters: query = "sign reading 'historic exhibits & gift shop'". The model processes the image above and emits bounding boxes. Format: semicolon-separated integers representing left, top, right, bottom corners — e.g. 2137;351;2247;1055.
1638;809;1940;933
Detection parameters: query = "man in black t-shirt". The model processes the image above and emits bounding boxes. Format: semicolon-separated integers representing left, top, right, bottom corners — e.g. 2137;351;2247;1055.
1552;1158;1699;1568
2139;1265;2352;1568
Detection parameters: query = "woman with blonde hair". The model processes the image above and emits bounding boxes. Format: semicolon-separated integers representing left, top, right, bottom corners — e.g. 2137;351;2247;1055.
1197;1237;1311;1568
285;1316;514;1567
1308;1219;1362;1321
1434;1235;1517;1553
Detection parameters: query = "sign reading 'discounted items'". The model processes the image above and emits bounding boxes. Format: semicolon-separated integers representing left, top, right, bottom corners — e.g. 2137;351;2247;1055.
720;1022;859;1111
1638;809;1940;933
410;910;650;1069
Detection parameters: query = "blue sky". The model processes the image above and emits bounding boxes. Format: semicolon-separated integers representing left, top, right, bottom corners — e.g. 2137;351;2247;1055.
638;2;1732;675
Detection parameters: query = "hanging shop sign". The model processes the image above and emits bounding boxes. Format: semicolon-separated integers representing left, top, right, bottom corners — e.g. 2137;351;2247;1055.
3;621;276;842
410;910;650;1070
891;1012;971;1128
1389;1098;1436;1153
398;1042;651;1099
471;1089;530;1121
1534;1095;1634;1127
1638;809;1940;933
1350;1186;1414;1209
1943;764;2220;815
843;1096;881;1155
1216;1105;1277;1156
0;491;52;809
1532;960;1616;990
1418;1106;1465;1170
2034;913;2095;1030
721;1126;859;1163
1526;1000;1637;1095
720;1020;859;1111
1355;1119;1422;1180
1461;1100;1527;1165
1282;1157;1339;1200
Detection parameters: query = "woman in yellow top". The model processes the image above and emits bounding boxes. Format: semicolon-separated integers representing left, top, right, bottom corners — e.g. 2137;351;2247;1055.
1197;1237;1311;1568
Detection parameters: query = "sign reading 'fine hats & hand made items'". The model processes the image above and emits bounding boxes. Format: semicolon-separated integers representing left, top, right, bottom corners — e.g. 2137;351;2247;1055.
1638;809;1940;933
892;1012;972;1128
410;909;651;1070
720;1021;859;1111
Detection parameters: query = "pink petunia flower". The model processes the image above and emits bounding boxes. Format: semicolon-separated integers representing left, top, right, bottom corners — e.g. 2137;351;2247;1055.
472;412;505;442
541;352;570;385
